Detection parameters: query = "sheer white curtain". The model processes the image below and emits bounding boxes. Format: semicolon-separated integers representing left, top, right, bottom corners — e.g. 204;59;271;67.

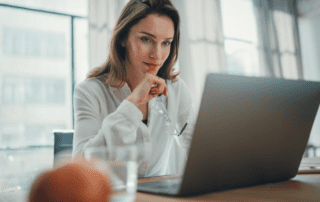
297;0;320;82
297;0;320;148
88;0;128;69
253;0;303;79
173;0;226;111
88;0;226;111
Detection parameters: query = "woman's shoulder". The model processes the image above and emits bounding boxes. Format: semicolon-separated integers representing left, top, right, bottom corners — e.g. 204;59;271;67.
75;75;111;98
76;77;100;91
168;77;190;94
167;77;193;105
76;74;109;90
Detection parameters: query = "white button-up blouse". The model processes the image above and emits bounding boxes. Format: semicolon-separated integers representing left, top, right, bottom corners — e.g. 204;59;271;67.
72;74;195;177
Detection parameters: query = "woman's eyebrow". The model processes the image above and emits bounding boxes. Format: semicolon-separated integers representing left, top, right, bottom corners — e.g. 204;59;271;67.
140;31;173;40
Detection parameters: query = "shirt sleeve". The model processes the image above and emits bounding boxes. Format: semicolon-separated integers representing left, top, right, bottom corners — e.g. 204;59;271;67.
72;81;143;158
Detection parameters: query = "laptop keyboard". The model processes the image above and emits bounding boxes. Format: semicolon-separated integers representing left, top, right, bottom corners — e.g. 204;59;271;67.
138;178;182;195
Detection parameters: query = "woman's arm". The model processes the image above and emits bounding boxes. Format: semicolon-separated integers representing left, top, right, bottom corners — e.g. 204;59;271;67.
73;72;170;158
72;81;143;158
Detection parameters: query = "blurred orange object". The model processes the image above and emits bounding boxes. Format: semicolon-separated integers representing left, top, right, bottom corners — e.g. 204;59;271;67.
28;158;111;202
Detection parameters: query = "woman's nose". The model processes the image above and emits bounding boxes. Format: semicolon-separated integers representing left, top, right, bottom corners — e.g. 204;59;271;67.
149;44;161;60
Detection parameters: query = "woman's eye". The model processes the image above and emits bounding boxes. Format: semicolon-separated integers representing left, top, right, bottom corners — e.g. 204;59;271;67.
163;41;171;46
141;37;150;42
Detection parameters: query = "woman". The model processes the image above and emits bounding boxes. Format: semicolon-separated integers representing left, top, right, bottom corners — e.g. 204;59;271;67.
73;0;195;177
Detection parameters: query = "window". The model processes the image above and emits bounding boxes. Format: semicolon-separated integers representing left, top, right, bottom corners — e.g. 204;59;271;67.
220;0;261;76
2;76;24;104
0;1;88;191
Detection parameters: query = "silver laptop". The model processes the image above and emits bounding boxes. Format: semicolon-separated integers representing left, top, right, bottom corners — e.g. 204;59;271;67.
138;73;320;196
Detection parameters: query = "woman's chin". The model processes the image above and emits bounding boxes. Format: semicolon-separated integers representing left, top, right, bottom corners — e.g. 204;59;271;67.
146;69;157;75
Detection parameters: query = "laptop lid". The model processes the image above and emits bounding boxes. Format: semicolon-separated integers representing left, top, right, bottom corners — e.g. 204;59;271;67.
178;73;320;196
138;73;320;196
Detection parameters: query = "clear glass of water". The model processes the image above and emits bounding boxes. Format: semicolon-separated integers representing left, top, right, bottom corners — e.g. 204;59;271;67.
84;146;138;202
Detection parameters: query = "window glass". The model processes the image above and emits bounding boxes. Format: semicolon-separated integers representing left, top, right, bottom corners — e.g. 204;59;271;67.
0;7;72;149
74;18;89;84
0;5;75;191
220;0;260;76
0;0;87;16
224;39;260;76
220;0;257;43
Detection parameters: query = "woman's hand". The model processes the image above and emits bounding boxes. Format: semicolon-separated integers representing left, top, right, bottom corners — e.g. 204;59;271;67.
126;73;168;107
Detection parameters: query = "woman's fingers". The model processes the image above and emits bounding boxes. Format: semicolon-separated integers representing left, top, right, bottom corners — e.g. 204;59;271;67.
150;87;159;94
127;73;168;106
149;74;167;96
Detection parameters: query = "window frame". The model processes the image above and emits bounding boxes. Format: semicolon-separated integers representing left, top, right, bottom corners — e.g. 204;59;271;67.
0;3;87;129
0;3;87;152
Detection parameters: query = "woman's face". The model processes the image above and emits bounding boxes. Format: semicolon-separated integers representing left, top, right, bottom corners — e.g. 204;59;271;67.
124;14;174;78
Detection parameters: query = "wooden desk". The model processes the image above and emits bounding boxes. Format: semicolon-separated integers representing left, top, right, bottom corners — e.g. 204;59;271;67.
3;174;319;202
135;158;320;201
136;174;320;201
2;158;320;202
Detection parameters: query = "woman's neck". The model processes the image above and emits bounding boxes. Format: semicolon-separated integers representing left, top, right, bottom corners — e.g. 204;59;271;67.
125;64;144;92
126;77;138;92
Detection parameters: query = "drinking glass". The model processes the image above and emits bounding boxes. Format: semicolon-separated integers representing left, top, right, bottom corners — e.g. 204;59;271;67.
84;146;138;202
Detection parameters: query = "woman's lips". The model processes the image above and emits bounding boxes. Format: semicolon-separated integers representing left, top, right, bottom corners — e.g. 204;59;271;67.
144;62;160;69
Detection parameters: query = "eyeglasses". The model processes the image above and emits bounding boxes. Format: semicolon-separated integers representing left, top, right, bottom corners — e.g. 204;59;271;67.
152;96;188;136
